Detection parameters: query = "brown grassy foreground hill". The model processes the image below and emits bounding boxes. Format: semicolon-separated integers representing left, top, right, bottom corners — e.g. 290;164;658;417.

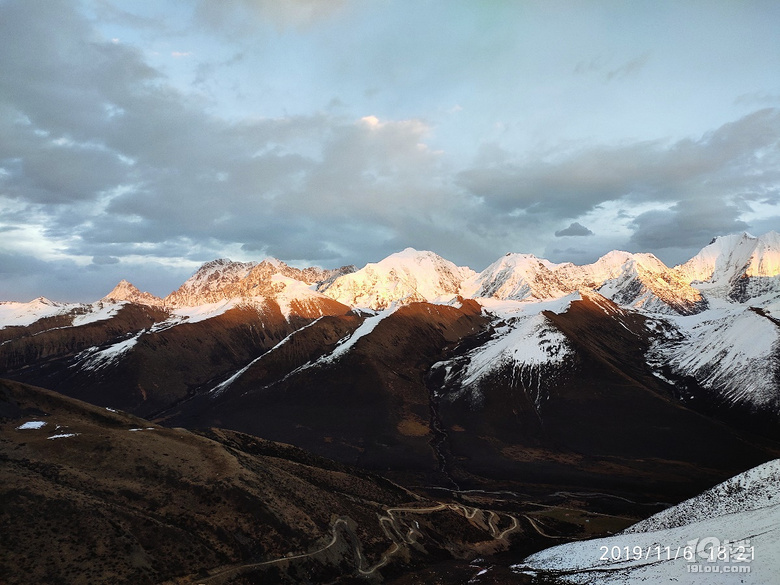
0;379;534;584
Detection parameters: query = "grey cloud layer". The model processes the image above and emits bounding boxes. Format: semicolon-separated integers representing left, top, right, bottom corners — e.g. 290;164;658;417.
1;0;779;300
458;109;780;251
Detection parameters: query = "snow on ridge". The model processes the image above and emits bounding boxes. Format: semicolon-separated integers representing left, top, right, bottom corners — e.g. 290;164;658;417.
673;232;780;302
648;300;780;409
517;460;780;584
596;256;705;315
0;298;135;330
71;301;126;327
553;250;635;288
436;295;577;407
625;459;780;533
459;314;571;388
169;297;248;324
460;249;703;315
0;297;75;328
269;273;347;320
208;316;325;396
460;253;569;301
322;307;396;363
165;259;258;306
474;291;582;318
675;232;757;284
274;307;397;381
76;332;143;371
47;433;79;440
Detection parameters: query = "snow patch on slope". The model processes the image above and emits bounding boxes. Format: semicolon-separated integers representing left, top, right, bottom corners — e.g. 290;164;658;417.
208;317;324;396
648;299;780;409
76;333;142;371
17;421;47;430
71;301;125;327
517;459;780;585
269;274;347;320
322;308;396;363
459;315;571;388
170;298;247;324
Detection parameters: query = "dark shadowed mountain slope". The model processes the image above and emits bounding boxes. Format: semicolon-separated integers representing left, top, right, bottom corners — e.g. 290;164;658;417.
0;378;532;585
165;300;489;481
421;292;780;502
1;298;352;418
165;294;780;505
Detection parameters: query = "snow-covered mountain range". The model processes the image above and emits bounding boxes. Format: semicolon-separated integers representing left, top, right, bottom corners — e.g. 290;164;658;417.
0;232;780;434
2;230;779;534
2;231;779;420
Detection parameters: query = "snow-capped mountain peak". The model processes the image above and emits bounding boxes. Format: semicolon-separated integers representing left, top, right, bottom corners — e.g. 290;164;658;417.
595;252;706;315
102;280;163;306
0;297;72;328
460;249;705;314
162;257;353;320
747;230;780;277
460;253;569;301
673;231;780;303
320;248;476;310
675;232;758;285
166;258;257;305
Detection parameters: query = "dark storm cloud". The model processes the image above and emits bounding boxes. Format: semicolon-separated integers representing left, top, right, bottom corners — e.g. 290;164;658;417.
630;198;750;250
555;222;594;237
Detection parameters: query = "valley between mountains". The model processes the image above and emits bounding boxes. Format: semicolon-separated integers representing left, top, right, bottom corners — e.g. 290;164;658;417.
2;231;780;583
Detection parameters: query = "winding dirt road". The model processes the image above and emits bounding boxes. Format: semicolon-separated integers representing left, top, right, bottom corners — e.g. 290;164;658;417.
168;501;522;583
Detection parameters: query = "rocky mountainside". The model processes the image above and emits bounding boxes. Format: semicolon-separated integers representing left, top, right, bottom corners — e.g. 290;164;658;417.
102;280;164;306
1;232;779;496
163;258;354;309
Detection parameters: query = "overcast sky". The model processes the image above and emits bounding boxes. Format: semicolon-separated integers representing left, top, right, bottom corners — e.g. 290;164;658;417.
1;0;780;301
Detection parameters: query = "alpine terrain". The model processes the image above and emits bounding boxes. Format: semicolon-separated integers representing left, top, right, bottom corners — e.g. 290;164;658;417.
2;231;780;583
